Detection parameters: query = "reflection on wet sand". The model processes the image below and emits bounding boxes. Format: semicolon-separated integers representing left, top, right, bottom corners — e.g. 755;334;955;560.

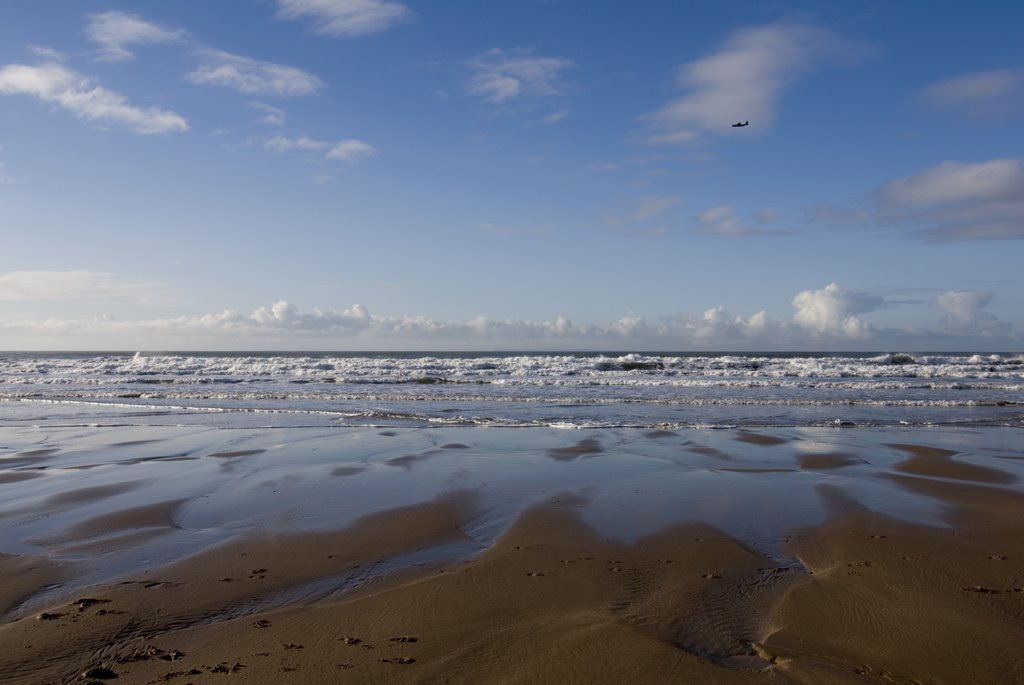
0;426;1022;683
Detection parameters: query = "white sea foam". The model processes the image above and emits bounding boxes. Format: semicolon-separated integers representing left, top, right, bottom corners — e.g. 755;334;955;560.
1;352;1021;428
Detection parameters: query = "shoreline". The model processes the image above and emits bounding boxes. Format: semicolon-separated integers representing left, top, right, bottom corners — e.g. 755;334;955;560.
2;425;1023;683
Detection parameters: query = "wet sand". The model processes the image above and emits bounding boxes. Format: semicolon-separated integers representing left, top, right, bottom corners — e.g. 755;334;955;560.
1;426;1023;684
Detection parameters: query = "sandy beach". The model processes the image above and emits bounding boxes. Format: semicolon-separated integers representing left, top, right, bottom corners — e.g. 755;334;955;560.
2;425;1023;684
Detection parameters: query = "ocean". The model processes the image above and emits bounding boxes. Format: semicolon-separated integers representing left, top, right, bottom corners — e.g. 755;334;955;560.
1;351;1021;429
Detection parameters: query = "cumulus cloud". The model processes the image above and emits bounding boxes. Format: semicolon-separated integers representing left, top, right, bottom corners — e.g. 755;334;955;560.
86;11;184;62
187;50;323;96
0;62;188;134
263;134;375;164
792;283;883;339
935;291;1011;337
0;285;1016;350
172;302;595;344
922;68;1024;117
0;271;181;306
643;22;866;144
467;48;574;104
694;306;770;342
276;0;411;37
251;300;373;329
878;158;1024;240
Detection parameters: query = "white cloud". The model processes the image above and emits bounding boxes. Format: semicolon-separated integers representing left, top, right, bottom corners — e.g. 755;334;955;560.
882;159;1024;206
791;283;883;339
0;286;1015;350
611;313;647;337
84;11;323;101
696;204;782;236
643;22;865;144
935;291;1011;337
326;139;375;164
542;108;570;124
467;48;574;104
0;62;188;134
694;306;770;342
265;134;328;153
251;300;373;329
263;134;375;164
879;159;1024;240
86;11;185;62
187;50;323;97
922;68;1024;116
276;0;411;37
696;205;745;235
0;271;181;307
250;101;287;126
27;45;66;62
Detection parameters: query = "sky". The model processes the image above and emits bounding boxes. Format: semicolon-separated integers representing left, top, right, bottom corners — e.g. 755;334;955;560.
0;0;1022;351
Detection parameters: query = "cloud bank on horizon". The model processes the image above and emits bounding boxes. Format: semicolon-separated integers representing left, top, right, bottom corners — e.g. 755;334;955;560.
0;1;1020;350
0;271;1015;350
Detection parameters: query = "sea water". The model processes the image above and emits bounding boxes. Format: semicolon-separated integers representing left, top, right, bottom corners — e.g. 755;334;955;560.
1;351;1021;429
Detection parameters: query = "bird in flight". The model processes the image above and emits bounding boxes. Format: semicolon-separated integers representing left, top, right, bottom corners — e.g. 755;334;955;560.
732;121;749;127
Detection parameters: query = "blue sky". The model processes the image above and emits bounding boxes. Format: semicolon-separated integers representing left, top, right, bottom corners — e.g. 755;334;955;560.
1;0;1021;351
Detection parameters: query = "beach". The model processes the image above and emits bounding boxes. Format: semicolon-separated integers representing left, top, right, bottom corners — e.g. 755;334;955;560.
2;422;1023;684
